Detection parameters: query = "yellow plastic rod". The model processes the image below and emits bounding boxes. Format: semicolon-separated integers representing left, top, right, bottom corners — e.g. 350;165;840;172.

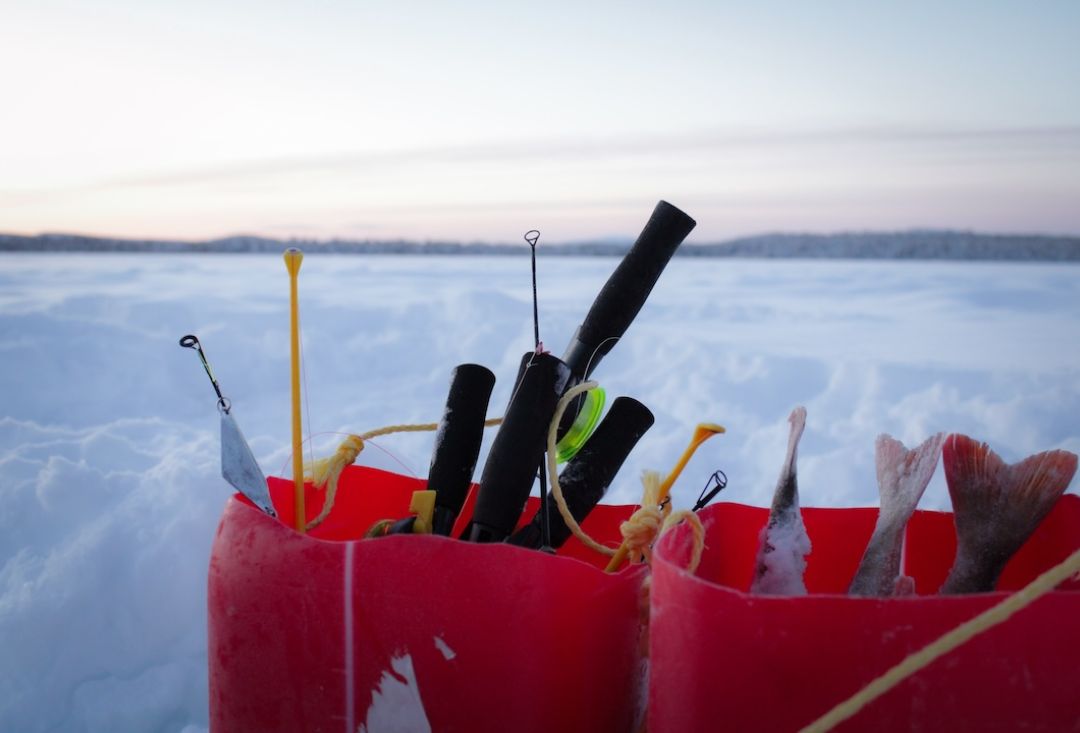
604;422;725;572
284;248;306;532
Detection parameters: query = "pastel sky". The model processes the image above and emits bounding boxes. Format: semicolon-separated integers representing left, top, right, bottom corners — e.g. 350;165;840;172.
2;0;1079;242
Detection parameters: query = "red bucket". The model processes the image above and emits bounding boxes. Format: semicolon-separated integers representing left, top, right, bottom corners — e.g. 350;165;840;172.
208;465;647;733
648;496;1080;732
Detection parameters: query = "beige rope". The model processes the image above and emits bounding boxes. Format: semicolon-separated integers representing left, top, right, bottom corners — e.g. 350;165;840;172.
622;471;666;565
800;546;1080;732
303;417;502;530
662;509;705;575
547;382;617;556
605;422;724;572
546;382;706;571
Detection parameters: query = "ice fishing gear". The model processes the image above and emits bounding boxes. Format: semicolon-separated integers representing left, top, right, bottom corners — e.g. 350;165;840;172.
524;228;557;550
180;334;276;516
470;204;694;547
691;469;728;512
365;489;437;537
209;468;650;733
554;386;606;463
284;247;306;532
559;200;695;384
848;433;944;597
426;363;497;535
525;229;542;351
467;352;572;543
602;421;725;572
939;434;1077;594
200;234;1080;733
508;396;654;550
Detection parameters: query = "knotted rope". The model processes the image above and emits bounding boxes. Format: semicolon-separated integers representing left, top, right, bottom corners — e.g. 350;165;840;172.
546;382;707;571
620;472;666;566
303;418;502;531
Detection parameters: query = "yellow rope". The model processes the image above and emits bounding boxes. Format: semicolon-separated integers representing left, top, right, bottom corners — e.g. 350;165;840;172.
622;471;667;565
800;546;1080;733
663;509;705;575
547;382;618;556
605;422;724;572
546;382;707;571
303;417;502;531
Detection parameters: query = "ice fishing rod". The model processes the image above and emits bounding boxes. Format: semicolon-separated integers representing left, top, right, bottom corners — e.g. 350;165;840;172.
560;200;695;383
507;396;654;550
180;334;277;516
466;201;696;543
361;363;497;538
525;229;557;551
467;351;572;543
427;363;497;535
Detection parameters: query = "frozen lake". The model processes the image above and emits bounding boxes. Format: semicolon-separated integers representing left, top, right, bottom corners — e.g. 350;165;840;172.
2;252;1079;730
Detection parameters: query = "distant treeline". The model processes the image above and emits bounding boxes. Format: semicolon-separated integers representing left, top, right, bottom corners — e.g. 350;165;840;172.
2;231;1079;261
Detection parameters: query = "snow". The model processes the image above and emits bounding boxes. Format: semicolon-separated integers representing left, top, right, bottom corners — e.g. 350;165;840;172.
752;511;813;596
1;252;1078;730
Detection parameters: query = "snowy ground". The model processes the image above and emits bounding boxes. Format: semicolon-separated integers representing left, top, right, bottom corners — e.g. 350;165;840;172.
2;252;1078;731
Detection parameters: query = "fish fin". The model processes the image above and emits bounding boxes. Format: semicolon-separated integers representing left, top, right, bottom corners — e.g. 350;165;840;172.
941;434;1077;593
1008;448;1078;526
942;434;1006;520
875;432;944;523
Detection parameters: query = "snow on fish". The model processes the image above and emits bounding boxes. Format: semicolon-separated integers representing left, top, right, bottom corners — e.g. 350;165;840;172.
751;406;811;595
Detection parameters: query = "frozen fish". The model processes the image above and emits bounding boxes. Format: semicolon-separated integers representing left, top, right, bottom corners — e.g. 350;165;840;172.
752;406;811;595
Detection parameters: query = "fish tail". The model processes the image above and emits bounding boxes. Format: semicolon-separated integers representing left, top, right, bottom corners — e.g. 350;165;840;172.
1009;449;1078;519
768;406;807;518
941;434;1005;517
849;433;943;596
875;432;944;521
941;434;1077;593
785;406;807;471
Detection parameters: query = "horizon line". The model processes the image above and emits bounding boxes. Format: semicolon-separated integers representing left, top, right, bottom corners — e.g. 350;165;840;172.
5;226;1080;249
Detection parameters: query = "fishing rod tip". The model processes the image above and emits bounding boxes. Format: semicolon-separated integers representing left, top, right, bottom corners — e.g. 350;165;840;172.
695;423;726;439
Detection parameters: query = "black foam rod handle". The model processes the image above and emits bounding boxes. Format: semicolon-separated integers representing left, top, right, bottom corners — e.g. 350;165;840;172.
468;352;572;543
427;363;497;536
508;396;655;549
561;200;695;379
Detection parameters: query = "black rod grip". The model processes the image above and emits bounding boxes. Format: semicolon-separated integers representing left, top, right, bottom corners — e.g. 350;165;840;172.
561;200;695;380
509;396;655;549
468;352;572;542
427;363;497;536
